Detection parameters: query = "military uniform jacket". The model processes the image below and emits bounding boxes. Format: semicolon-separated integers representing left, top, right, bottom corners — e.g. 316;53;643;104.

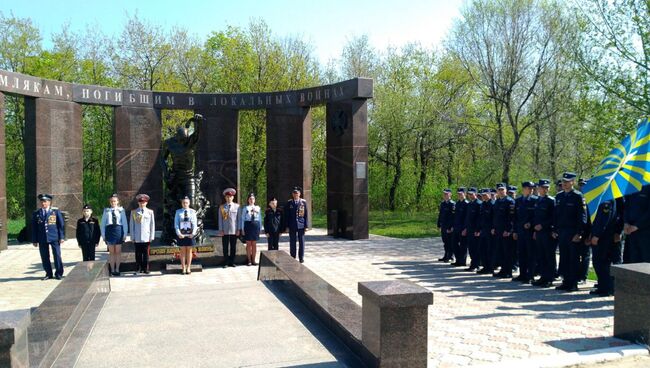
590;200;617;238
264;207;283;233
218;202;240;235
533;195;555;232
32;207;65;244
465;199;483;233
453;199;468;232
515;195;538;235
437;200;455;230
285;199;308;231
480;199;495;236
76;217;101;246
623;185;650;231
493;196;515;233
554;190;587;233
129;208;155;242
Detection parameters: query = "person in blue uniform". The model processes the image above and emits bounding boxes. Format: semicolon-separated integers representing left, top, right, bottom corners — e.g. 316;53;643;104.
577;178;592;284
175;196;198;274
513;182;538;284
284;186;308;263
507;185;519;273
623;185;650;263
477;189;495;274
437;189;456;262
553;172;588;292
464;188;483;271
492;183;515;278
451;188;468;267
264;197;283;251
239;193;262;266
75;204;101;262
100;194;129;276
532;179;556;287
588;199;617;296
31;194;66;280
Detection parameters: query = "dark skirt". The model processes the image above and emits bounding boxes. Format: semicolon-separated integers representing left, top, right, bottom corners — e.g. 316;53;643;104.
244;221;260;241
105;224;124;245
177;236;196;247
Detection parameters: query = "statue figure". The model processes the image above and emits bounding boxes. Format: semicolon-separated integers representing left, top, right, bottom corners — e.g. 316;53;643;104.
160;114;210;245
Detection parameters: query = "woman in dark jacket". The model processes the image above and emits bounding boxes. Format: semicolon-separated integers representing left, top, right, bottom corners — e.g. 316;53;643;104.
264;197;283;251
75;204;101;261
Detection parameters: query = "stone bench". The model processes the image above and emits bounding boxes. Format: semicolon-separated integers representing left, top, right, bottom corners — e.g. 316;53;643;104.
258;250;433;368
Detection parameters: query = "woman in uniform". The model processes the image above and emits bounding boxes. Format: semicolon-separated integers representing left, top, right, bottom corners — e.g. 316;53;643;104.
175;196;198;274
75;204;101;261
238;193;261;266
100;194;129;276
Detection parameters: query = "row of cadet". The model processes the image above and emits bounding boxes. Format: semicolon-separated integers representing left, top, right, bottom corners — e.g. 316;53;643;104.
30;186;309;280
436;172;650;296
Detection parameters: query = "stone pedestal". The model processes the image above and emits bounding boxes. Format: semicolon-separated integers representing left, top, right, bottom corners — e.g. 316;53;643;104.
114;106;163;222
0;309;30;368
195;109;239;227
326;100;369;239
0;92;6;251
25;98;83;237
266;107;312;226
611;263;650;344
358;280;433;368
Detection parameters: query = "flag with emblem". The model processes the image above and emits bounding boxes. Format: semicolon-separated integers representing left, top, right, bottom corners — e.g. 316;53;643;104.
583;118;650;222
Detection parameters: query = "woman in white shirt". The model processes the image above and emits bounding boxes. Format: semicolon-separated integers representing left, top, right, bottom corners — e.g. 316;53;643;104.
238;193;262;266
100;193;129;276
174;196;198;274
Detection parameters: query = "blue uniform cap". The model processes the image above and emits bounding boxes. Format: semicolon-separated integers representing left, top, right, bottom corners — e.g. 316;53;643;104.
562;172;577;181
82;204;92;210
496;183;506;189
481;188;490;194
521;181;536;188
38;193;53;201
457;187;466;193
292;186;302;193
181;195;191;201
109;193;119;199
490;188;497;194
507;185;517;192
467;187;477;194
443;188;452;193
537;179;551;187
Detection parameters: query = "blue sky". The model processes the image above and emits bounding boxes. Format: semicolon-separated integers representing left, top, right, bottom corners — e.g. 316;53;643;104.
3;0;465;63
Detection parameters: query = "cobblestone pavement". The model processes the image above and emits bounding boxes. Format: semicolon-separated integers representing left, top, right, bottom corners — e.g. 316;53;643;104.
1;230;646;367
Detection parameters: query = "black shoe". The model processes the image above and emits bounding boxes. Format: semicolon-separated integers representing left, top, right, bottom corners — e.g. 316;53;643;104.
555;284;569;291
476;268;489;274
144;270;150;274
520;279;532;284
438;257;448;262
492;272;501;278
465;267;477;272
228;264;235;268
512;276;525;282
564;285;579;292
54;275;62;280
537;281;553;288
42;275;53;281
299;259;304;263
498;273;512;279
589;289;604;295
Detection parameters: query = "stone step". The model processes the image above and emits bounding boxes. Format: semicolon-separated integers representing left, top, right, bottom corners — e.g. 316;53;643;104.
162;263;203;274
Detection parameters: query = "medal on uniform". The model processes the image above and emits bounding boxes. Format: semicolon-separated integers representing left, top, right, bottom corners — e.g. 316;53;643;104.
133;211;143;224
221;205;229;220
180;220;193;235
298;203;305;218
48;214;57;225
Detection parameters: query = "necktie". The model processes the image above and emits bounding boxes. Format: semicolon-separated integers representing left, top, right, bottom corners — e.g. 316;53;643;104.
112;209;117;225
184;210;188;220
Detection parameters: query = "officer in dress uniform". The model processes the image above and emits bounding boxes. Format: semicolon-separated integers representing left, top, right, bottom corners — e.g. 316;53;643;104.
437;189;456;262
492;183;516;278
513;182;538;284
218;188;240;267
553;172;588;292
284;186;308;263
623;184;650;263
477;189;495;274
532;179;556;287
588;199;617;296
75;204;101;261
464;188;483;271
130;194;155;274
31;194;66;280
451;188;468;266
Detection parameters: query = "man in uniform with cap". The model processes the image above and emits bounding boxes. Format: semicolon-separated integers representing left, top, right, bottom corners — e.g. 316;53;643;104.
577;178;592;284
284;186;308;263
130;194;155;273
513;182;538;283
75;204;101;261
437;189;455;262
623;184;650;263
477;189;495;274
31;194;66;280
492;183;515;278
451;188;469;266
532;179;556;287
218;188;240;267
553;172;588;292
588;198;618;296
464;188;483;271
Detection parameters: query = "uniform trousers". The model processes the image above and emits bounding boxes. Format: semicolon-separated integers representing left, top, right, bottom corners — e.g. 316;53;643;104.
222;235;238;266
535;230;556;282
468;234;481;269
516;230;536;280
496;234;514;276
79;242;95;261
578;243;591;281
441;230;454;260
452;230;467;265
134;242;150;271
39;241;63;278
627;228;650;263
479;233;494;271
557;229;581;287
267;232;280;251
592;234;620;293
288;228;305;261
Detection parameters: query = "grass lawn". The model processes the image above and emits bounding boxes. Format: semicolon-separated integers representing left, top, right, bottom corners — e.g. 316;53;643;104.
312;210;440;239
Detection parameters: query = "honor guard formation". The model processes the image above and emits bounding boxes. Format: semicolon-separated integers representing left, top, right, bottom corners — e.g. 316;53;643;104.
32;186;310;278
437;172;650;296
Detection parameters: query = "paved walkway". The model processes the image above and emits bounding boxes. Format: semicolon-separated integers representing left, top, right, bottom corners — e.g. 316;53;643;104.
1;230;647;367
